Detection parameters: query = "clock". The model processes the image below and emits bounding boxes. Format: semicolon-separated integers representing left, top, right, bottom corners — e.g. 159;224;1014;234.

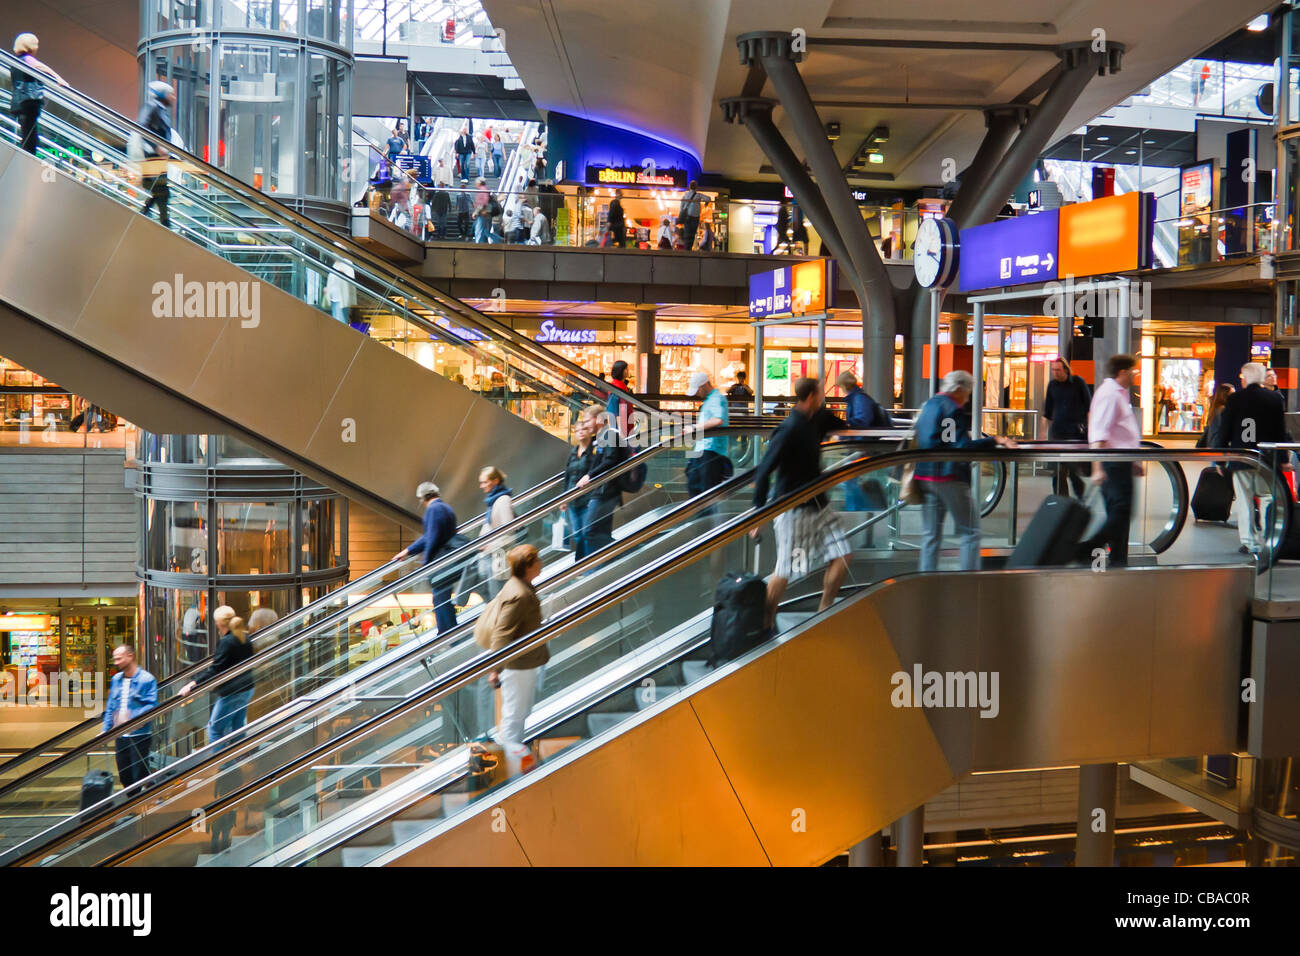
913;216;959;289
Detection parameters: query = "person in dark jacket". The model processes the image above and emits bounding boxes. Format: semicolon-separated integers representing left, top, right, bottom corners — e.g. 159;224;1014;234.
430;182;451;239
750;378;852;626
137;81;175;227
836;370;891;513
1197;383;1233;448
179;605;257;744
914;369;1016;572
1222;362;1288;553
564;408;601;558
10;33;67;155
394;481;459;634
608;190;626;247
726;371;755;414
1043;358;1091;498
577;406;629;555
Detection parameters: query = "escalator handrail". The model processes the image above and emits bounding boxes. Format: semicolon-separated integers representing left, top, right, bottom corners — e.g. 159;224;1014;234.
20;442;1218;867
0;458;573;783
0;423;781;805
0;50;661;423
0;431;905;865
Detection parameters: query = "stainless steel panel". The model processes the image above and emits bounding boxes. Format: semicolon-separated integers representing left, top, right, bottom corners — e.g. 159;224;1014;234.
453;248;506;279
690;594;956;866
1248;618;1300;757
503;248;555;282
601;253;652;284
475;703;769;866
550;250;602;283
186;287;366;453
0;143;132;331
651;255;700;286
73;216;239;388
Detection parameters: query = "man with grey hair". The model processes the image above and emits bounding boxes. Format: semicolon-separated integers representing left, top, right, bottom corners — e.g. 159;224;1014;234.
395;481;460;633
1222;361;1287;554
913;370;1015;571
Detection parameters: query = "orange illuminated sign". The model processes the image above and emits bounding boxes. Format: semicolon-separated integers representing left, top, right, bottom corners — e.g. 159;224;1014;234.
790;260;829;315
0;615;51;631
1057;192;1143;278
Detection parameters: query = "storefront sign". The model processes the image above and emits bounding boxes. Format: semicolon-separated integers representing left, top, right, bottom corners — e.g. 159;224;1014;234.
958;211;1060;292
655;331;698;346
1057;191;1152;277
535;319;598;344
585;164;688;189
748;259;835;319
1180;161;1215;217
0;615;51;631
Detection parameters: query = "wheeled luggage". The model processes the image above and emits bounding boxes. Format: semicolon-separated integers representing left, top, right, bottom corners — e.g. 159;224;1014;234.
1191;466;1233;522
706;571;767;666
1006;494;1091;568
79;769;113;810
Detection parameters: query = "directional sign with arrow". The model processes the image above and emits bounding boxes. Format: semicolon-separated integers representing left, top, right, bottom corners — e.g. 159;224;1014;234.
958;209;1061;293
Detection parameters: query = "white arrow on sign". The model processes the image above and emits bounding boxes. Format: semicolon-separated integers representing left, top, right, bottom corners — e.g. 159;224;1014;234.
1043;252;1055;270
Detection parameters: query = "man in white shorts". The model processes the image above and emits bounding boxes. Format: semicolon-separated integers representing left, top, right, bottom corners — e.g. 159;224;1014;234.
751;378;853;627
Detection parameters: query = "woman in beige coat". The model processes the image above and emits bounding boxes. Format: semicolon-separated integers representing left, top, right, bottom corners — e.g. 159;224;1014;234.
474;544;548;746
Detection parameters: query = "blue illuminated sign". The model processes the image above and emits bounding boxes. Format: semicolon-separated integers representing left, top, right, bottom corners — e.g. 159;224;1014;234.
958;211;1060;293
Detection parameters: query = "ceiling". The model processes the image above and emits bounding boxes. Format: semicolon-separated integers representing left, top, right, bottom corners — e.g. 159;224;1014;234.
410;70;541;120
482;0;1277;192
1042;125;1196;168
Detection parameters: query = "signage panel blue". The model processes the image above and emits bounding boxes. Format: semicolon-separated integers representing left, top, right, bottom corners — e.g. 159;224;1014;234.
958;210;1060;292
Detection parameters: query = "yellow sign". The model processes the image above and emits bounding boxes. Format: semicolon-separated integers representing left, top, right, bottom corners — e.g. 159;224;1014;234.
0;615;52;631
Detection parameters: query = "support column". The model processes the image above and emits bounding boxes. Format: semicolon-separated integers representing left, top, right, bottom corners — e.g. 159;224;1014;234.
1075;762;1119;867
738;32;895;400
635;306;659;395
895;806;925;866
848;832;884;867
1058;311;1072;361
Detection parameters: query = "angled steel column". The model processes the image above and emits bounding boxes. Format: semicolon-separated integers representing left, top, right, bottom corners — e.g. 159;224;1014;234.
1076;762;1119;866
903;106;1027;406
720;97;856;275
739;31;895;399
961;42;1124;228
947;106;1028;230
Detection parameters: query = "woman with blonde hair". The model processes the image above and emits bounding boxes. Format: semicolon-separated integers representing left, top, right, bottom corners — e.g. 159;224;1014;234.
10;33;67;155
464;465;514;600
474;544;548;749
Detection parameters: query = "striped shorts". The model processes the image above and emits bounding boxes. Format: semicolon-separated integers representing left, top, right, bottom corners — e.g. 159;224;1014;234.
773;503;852;579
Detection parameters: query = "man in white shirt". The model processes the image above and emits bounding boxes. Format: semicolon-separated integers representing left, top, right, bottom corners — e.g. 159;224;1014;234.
1080;353;1143;567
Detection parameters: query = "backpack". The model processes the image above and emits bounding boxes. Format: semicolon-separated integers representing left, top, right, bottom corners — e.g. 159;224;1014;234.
488;197;502;218
620;449;647;493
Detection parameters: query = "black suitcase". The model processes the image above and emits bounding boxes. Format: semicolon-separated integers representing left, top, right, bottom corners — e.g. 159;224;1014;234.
1192;466;1233;522
707;571;767;666
79;769;113;810
1006;495;1091;568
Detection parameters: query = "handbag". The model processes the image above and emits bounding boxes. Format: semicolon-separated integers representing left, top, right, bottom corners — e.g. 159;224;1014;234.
900;464;925;505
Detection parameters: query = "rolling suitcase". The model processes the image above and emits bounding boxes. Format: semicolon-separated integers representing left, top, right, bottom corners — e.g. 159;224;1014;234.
706;570;767;666
79;769;113;810
1006;495;1091;568
1192;466;1233;522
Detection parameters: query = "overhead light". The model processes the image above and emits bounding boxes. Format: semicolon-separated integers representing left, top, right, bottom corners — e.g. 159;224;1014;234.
1126;149;1137;155
1096;135;1110;142
1248;14;1269;31
867;151;885;165
1144;139;1155;144
867;124;890;145
825;121;841;141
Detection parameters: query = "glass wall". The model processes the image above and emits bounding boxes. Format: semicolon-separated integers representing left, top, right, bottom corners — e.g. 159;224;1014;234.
135;432;349;679
139;1;353;214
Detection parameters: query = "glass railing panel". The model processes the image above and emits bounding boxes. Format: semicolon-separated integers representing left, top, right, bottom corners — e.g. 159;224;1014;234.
0;431;795;862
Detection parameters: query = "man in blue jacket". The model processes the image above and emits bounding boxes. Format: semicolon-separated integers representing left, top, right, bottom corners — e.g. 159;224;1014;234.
395;482;460;634
913;370;1016;571
837;370;893;514
102;645;158;787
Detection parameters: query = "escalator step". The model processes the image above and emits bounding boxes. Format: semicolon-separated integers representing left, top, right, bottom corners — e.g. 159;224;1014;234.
586;713;633;737
681;660;712;684
633;686;681;710
775;611;814;634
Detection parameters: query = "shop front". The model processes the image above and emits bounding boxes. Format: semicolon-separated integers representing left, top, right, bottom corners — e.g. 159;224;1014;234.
1137;332;1272;437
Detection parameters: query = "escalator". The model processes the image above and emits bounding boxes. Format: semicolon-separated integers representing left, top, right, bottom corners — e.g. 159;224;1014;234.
4;442;1265;867
0;50;658;525
0;423;853;860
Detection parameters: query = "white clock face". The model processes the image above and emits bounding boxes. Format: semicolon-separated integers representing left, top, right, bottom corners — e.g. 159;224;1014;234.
913;217;943;287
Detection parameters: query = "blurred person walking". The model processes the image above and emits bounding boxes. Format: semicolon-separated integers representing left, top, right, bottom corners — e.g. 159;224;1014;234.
1078;354;1143;568
474;544;548;754
685;370;731;505
10;33;67;155
678;180;705;247
137;81;175;227
394;482;460;634
913;370;1015;572
1222;361;1288;554
102;644;157;788
1043;357;1091;498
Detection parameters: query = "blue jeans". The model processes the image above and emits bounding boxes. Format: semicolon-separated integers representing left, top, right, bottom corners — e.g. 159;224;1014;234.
844;480;869;511
115;733;152;788
433;582;457;635
567;505;589;559
474;216;490;243
208;688;254;744
583;496;617;555
493;152;503;177
920;480;981;572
